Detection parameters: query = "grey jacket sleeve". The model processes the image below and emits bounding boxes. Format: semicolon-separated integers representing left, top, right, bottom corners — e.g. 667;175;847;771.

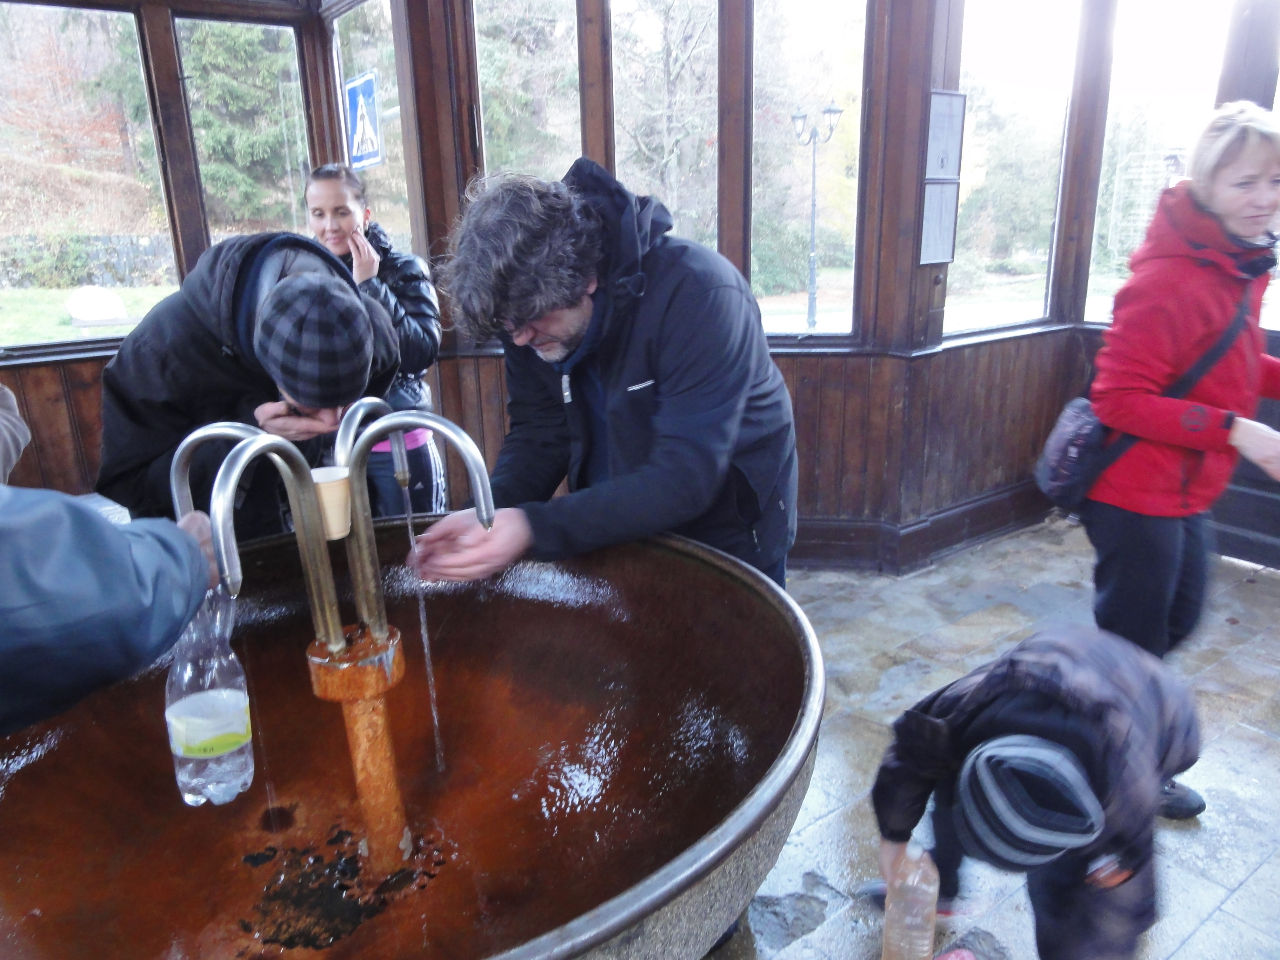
0;485;208;734
0;385;31;482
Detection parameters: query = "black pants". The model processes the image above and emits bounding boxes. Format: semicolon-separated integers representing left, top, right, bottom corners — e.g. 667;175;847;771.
365;444;446;519
1078;500;1210;658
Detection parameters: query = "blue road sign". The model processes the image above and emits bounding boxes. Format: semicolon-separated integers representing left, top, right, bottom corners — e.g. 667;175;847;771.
345;71;383;170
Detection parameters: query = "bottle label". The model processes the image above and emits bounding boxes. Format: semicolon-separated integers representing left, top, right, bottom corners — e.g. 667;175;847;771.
165;690;252;759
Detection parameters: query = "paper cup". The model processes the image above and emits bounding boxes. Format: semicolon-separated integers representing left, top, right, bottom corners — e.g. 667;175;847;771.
311;466;351;541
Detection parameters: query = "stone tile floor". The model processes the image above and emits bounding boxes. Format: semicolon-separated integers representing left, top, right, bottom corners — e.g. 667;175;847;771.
715;515;1280;960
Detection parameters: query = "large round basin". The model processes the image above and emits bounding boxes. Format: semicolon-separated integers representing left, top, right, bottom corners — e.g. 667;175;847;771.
0;526;823;959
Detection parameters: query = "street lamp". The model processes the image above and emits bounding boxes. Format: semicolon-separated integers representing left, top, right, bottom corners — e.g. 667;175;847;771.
791;102;843;330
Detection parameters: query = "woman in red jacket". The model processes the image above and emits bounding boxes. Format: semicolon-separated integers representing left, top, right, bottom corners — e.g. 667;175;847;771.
1083;101;1280;819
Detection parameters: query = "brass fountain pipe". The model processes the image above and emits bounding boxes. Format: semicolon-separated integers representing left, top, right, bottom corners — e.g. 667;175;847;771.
334;397;410;482
170;421;275;518
343;410;496;642
209;433;346;655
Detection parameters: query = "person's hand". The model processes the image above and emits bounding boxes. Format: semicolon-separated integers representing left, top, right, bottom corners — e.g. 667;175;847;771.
1229;416;1280;481
878;838;907;883
254;400;342;442
348;227;381;284
177;510;219;590
407;508;533;582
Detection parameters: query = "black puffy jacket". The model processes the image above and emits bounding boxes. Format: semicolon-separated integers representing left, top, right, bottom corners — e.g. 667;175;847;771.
349;222;442;411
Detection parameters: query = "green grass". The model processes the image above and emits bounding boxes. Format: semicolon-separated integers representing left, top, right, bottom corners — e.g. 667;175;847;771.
0;286;177;347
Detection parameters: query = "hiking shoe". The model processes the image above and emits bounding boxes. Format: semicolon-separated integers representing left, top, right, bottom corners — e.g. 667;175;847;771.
1159;779;1206;820
853;879;957;916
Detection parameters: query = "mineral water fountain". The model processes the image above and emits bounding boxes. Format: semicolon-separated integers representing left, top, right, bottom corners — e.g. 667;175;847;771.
0;406;824;960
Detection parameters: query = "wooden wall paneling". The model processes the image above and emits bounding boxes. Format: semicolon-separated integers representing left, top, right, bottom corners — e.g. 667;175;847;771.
716;0;751;277
63;358;110;490
837;354;870;518
812;357;848;517
476;356;507;473
1217;0;1280;109
14;366;83;493
1048;0;1115;325
993;337;1024;488
790;356;824;516
434;355;468;506
865;354;902;521
577;0;615;171
993;340;1024;488
137;5;210;277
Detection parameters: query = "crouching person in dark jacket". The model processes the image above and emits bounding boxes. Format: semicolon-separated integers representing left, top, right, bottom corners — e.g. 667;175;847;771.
866;623;1200;960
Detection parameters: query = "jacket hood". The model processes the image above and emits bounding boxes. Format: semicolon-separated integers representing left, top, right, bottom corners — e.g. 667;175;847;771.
1131;181;1277;281
179;232;398;398
563;157;673;324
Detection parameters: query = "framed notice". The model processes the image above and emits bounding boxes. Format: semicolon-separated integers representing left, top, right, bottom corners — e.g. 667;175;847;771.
920;90;965;265
920;181;961;265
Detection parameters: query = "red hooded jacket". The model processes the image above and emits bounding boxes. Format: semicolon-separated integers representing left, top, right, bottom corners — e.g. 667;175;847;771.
1087;181;1280;516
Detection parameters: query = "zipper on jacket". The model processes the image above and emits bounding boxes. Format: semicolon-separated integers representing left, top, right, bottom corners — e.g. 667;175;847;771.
561;374;572;404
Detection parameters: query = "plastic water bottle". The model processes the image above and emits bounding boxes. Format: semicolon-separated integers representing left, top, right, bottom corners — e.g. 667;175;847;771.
880;842;939;960
164;585;254;806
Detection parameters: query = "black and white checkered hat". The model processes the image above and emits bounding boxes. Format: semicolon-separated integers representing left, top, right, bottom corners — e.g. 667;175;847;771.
954;734;1104;871
253;273;373;409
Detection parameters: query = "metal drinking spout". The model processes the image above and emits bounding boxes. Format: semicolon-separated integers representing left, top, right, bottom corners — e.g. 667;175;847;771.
210;433;345;655
342;410;495;642
170;421;268;518
334;398;410;484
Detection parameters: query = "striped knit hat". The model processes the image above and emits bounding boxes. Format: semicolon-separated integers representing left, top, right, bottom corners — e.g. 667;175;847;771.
954;734;1104;871
253;273;373;409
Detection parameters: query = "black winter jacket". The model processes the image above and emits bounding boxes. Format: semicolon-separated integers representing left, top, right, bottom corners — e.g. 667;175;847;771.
490;158;798;572
347;222;442;411
96;233;400;534
872;623;1200;884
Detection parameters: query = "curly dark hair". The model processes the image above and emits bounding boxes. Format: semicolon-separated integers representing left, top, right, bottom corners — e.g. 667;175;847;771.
439;173;603;342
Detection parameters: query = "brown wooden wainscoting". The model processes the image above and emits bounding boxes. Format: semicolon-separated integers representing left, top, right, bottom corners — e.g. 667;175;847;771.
0;353;111;494
791;481;1052;574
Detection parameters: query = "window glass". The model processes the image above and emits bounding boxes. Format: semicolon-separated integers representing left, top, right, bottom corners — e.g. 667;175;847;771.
473;0;582;181
751;0;863;335
611;0;718;247
175;18;311;242
1088;1;1231;326
944;0;1080;334
334;0;412;252
0;3;176;346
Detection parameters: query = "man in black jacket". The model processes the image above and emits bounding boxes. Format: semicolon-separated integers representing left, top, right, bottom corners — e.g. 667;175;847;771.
408;158;797;585
97;233;400;537
865;623;1200;960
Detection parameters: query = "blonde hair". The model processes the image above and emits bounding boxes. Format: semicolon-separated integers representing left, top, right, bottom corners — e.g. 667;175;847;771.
1188;100;1280;197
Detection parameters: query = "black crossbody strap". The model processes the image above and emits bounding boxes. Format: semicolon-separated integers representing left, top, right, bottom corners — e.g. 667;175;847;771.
1096;288;1252;473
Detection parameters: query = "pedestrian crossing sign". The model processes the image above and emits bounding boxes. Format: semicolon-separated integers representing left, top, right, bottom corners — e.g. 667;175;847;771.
345;71;383;170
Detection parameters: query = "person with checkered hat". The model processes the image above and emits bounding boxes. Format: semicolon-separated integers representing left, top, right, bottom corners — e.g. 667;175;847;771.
97;233;400;537
862;622;1200;960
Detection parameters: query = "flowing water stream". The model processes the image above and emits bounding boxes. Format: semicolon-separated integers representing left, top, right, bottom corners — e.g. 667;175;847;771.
402;484;446;773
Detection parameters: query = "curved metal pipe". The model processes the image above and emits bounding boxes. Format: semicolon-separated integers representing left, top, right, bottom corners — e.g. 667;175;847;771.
334;398;409;480
343;410;496;641
210;433;345;654
169;422;267;518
